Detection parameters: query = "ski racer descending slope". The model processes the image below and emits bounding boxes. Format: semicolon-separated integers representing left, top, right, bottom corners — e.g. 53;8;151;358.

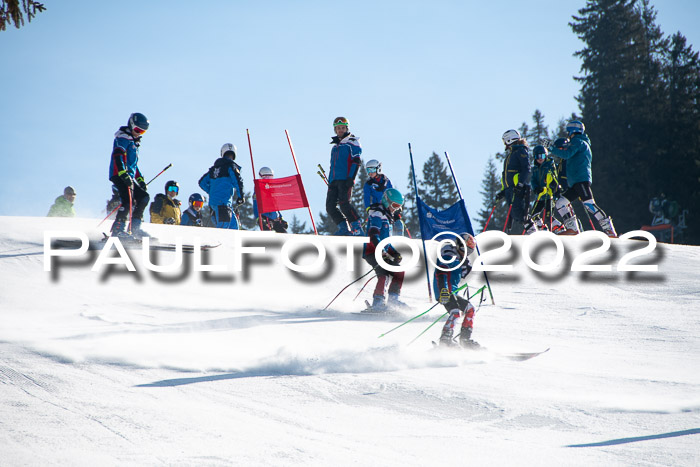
362;188;406;312
435;233;480;349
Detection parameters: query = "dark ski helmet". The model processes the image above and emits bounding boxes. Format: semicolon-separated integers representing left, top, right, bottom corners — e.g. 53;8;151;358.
128;113;149;136
553;137;569;149
189;193;204;204
533;145;548;158
165;180;179;194
333;116;349;127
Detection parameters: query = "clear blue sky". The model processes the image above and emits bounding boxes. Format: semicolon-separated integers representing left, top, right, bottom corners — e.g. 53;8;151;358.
1;0;698;227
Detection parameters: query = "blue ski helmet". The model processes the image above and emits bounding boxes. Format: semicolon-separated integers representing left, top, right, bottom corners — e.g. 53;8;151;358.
381;188;404;212
128;113;149;135
189;193;204;204
566;120;585;136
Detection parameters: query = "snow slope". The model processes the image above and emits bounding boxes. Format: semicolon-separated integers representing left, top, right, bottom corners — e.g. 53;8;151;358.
0;216;698;466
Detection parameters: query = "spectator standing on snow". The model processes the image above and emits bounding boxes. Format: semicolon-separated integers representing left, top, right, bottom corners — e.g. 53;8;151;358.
47;186;77;217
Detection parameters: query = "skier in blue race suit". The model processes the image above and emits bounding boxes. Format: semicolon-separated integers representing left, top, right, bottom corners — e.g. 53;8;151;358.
326;116;364;236
434;233;479;348
363;159;405;236
198;143;245;229
361;188;406;312
108;112;151;238
548;120;617;237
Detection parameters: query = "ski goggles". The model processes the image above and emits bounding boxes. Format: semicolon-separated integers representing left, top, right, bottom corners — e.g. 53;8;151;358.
366;167;378;173
132;125;148;136
388;201;402;211
192;200;204;208
167;186;179;193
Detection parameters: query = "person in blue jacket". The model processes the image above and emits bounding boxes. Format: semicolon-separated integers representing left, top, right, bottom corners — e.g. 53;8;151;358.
548;121;617;237
253;167;288;233
435;233;479;348
363;159;405;236
181;193;204;227
498;129;531;234
108;112;151;238
325;116;364;236
361;188;406;312
198;143;245;229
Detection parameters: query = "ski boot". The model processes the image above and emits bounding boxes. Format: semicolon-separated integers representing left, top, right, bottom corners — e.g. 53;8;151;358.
350;220;365;236
110;219;133;239
599;216;618;238
362;295;387;313
557;216;580;235
130;218;150;239
386;293;407;311
439;329;455;347
333;221;351;236
458;328;480;349
523;218;537;235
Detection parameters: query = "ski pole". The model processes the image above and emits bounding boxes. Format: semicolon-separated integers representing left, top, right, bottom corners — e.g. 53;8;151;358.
127;186;133;234
353;275;376;302
580;201;596;230
406;285;487;345
378;283;483;339
502;204;512;232
97;163;173;227
317;171;328;186
323;266;378;311
482;205;497;232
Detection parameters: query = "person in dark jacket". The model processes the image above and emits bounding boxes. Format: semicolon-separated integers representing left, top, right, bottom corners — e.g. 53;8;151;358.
108;113;150;238
325;116;364;236
548;121;617;237
499;129;531;234
198;143;245;229
527;145;563;233
47;186;77;217
181;193;204;227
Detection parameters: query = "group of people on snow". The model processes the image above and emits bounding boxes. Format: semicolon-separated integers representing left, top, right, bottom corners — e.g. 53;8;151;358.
98;112;613;351
498;120;617;238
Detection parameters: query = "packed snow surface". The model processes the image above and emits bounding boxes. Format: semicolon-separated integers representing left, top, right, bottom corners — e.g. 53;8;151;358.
0;216;698;466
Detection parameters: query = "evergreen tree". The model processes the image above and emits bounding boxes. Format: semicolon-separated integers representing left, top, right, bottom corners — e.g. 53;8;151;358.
0;0;45;31
527;110;550;147
237;191;256;229
419;152;459;210
476;156;509;231
660;32;700;242
570;0;670;235
289;214;312;234
316;211;336;235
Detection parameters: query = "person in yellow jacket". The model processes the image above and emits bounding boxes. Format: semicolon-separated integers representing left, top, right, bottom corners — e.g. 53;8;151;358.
150;180;182;224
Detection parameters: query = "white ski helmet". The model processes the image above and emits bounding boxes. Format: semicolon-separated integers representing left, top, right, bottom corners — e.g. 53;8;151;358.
365;159;382;174
502;129;521;146
259;166;274;178
220;143;237;159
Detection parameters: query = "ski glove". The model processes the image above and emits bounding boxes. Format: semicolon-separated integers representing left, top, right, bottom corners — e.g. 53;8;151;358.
439;288;451;305
118;170;133;188
236;197;246;206
495;190;506;201
136;176;147;190
164;217;176;225
514;183;527;198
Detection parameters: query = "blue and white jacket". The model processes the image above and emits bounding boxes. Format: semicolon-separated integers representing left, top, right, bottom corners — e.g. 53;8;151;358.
362;204;399;260
433;243;472;298
109;127;143;180
198;158;244;208
363;174;393;209
329;133;362;182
